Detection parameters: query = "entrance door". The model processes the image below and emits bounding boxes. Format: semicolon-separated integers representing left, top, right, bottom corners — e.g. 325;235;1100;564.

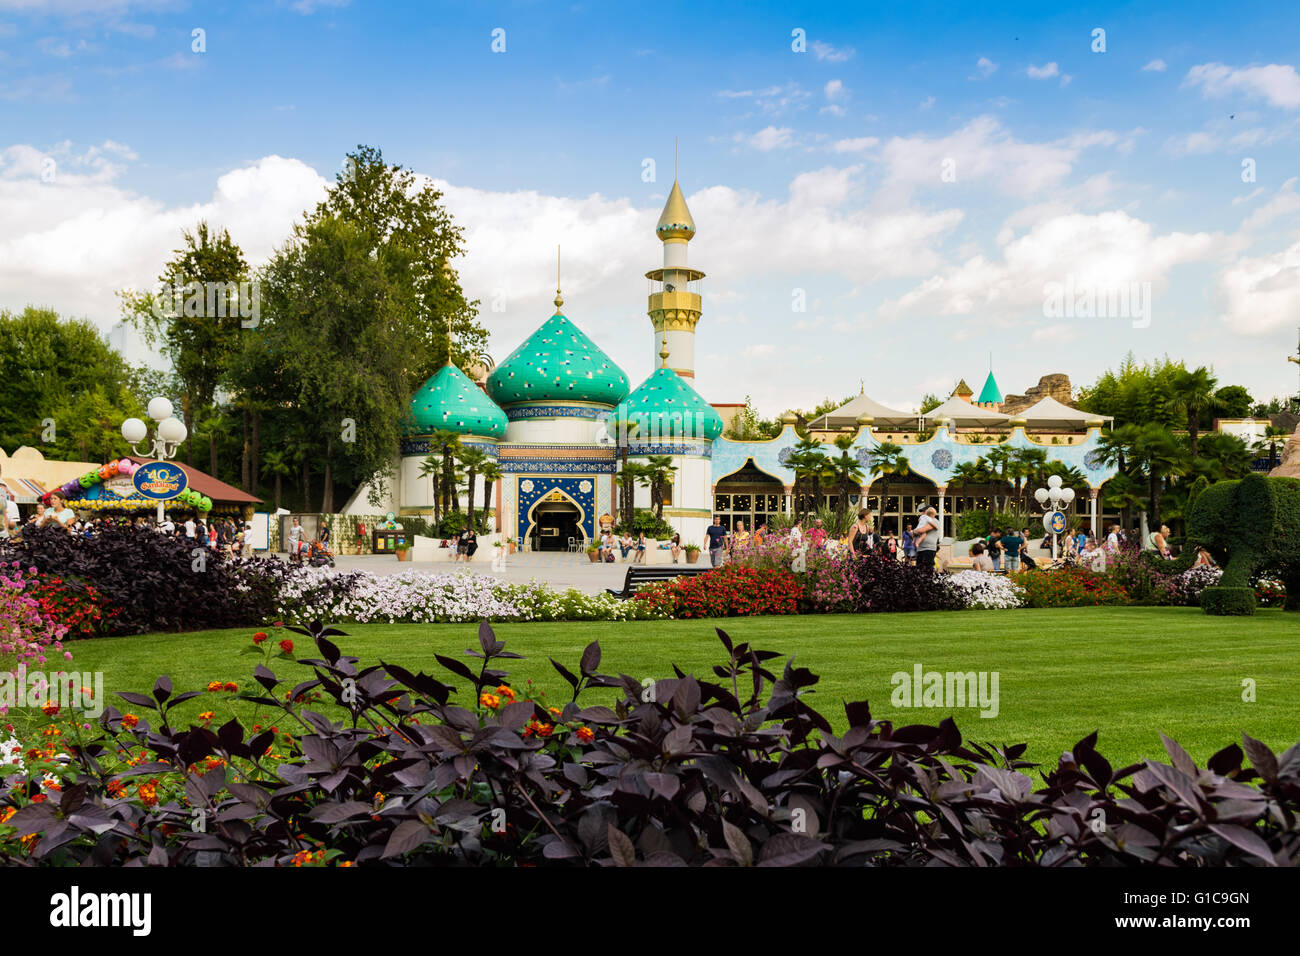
531;503;582;551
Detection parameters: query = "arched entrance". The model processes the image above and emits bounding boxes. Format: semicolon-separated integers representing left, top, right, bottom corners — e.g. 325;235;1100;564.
525;492;586;551
713;458;787;532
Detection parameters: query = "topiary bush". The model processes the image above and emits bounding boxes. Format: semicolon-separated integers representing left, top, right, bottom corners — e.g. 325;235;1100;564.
3;619;1296;867
1199;586;1257;616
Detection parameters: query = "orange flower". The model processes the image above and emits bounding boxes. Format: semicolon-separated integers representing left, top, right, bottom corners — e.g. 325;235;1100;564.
223;682;238;692
121;713;139;729
198;711;214;722
479;693;500;710
576;726;594;743
496;684;516;701
41;702;59;716
206;681;224;693
548;707;561;717
536;723;554;738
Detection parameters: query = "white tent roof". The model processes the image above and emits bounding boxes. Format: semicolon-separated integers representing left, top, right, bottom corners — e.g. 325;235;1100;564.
1014;395;1112;429
810;392;916;428
920;396;1011;427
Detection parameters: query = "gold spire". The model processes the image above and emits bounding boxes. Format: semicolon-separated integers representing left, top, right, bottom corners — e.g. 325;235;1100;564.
656;180;696;241
554;245;563;312
659;336;670;366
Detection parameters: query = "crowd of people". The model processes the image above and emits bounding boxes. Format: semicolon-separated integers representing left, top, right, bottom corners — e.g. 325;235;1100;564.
0;488;258;559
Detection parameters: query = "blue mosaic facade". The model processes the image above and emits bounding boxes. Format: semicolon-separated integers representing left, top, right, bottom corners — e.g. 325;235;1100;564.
504;404;607;421
516;476;598;542
400;438;499;457
714;425;1120;489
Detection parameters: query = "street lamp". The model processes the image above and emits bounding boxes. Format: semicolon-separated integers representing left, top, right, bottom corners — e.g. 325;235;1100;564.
1034;474;1075;561
121;398;188;525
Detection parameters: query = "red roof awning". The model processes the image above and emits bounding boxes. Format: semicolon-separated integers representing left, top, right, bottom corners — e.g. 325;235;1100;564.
135;460;262;504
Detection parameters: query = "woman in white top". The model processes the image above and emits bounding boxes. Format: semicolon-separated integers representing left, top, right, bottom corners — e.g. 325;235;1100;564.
43;494;77;531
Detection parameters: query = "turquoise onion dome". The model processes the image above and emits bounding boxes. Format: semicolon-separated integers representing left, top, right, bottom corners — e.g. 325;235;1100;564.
486;308;629;407
615;366;723;442
408;364;508;439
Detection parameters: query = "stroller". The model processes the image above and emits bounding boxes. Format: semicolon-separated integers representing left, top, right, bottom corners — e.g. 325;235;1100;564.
306;539;335;568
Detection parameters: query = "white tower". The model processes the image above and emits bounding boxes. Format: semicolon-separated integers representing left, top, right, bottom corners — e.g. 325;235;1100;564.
648;175;703;379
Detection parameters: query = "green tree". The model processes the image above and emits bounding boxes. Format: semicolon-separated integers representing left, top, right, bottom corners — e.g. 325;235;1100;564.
478;458;503;532
0;307;141;455
615;461;650;530
320;145;488;376
723;395;780;440
1256;425;1290;470
1127;423;1188;522
418;452;444;524
1168;366;1218;459
823;435;867;523
120;222;251;470
643;454;677;520
428;430;463;516
865;442;911;526
457;445;490;529
261;449;292;512
1213;385;1253;418
787;437;828;519
919;392;943;414
1192;431;1253;482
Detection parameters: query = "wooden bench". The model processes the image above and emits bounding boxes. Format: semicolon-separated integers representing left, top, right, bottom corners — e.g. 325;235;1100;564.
606;564;713;598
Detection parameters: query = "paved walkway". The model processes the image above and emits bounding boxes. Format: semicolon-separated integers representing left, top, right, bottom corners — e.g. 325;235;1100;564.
329;551;648;594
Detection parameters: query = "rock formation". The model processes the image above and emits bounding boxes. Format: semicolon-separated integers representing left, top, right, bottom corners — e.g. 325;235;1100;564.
1269;425;1300;479
1001;373;1074;415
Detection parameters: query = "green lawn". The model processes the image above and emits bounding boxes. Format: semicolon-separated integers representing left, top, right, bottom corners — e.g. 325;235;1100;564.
37;607;1300;770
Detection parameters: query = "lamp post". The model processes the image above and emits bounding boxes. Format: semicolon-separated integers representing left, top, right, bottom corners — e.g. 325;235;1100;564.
121;398;188;526
1034;474;1075;561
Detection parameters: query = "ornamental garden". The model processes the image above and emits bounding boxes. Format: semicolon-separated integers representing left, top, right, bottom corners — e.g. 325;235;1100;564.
1;147;1297;868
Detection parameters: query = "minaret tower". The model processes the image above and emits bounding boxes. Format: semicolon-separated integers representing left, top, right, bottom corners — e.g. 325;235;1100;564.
648;151;703;379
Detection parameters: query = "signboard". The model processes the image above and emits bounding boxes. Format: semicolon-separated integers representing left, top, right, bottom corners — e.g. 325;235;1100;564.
103;475;136;498
1042;510;1068;535
248;513;271;551
133;462;187;501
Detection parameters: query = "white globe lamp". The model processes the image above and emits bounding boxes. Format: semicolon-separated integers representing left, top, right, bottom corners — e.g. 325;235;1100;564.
147;397;174;422
121;417;148;444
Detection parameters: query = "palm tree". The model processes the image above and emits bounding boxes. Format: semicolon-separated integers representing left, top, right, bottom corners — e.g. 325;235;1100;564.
1169;366;1218;458
615;461;649;529
457;445;490;531
478;459;503;532
984;444;1016;512
866;442;910;530
1128;423;1187;523
1101;472;1145;532
1193;431;1253;481
259;449;292;512
418;452;444;523
1256;425;1289;470
825;435;867;523
1010;447;1049;509
429;430;463;515
788;437;828;519
643;454;678;521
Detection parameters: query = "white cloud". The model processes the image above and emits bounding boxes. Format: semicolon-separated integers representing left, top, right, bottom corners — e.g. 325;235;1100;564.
973;57;998;79
1027;62;1059;79
831;136;879;154
811;41;854;63
737;126;795;151
1142;59;1167;72
880;210;1221;324
1215;239;1300;334
824;79;845;100
1238;177;1300;232
1184;62;1300;109
717;83;810;115
919;96;935;109
788;165;862;208
876;116;1121;198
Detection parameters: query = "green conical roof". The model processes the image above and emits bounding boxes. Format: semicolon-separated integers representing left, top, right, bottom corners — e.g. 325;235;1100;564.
977;370;1003;405
486;311;629;406
614;367;724;442
408;364;507;438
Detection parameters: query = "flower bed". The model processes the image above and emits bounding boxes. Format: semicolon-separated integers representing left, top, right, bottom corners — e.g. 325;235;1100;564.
1012;566;1132;608
947;570;1027;610
633;563;802;618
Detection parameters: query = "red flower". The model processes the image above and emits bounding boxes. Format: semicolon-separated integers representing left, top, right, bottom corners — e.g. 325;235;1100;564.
253;631;268;644
223;681;238;692
279;639;294;654
121;714;139;729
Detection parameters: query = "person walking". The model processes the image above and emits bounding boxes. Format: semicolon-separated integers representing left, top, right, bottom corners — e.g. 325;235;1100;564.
705;515;728;567
902;521;916;565
731;519;750;558
288;517;304;562
913;506;941;570
848;509;878;556
986;529;1004;571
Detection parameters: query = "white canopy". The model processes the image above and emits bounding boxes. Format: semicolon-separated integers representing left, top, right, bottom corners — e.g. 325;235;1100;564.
920;396;1011;427
1014;396;1112;430
809;392;916;428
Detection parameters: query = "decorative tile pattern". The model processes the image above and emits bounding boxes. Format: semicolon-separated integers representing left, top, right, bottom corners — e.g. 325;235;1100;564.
516;476;597;542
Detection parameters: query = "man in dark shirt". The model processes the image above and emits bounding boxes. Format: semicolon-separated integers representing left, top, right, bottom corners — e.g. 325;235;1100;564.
705;516;729;567
986;529;1003;570
1000;529;1025;571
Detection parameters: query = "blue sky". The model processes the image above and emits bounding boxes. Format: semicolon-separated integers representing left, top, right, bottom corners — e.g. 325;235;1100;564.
3;0;1299;415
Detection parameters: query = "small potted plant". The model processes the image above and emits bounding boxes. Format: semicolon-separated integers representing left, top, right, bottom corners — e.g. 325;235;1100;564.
684;542;701;564
586;541;602;563
506;536;517;554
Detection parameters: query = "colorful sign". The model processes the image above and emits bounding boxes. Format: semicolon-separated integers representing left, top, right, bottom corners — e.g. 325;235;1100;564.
1043;510;1068;535
133;462;188;501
